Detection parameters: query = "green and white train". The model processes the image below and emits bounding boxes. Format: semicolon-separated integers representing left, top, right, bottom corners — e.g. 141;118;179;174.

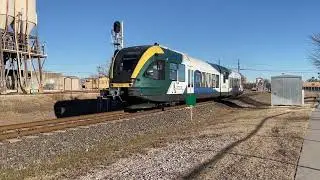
108;44;243;108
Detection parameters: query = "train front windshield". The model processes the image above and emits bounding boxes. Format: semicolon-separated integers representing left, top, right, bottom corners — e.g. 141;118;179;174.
112;46;150;83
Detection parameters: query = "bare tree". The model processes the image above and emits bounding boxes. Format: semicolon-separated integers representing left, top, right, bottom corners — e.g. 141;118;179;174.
311;33;320;68
97;64;109;77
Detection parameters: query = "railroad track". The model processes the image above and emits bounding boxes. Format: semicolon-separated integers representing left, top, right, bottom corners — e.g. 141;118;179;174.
0;99;242;142
0;104;192;141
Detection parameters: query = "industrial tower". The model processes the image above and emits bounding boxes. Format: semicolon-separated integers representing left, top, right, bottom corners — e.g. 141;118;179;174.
0;0;46;94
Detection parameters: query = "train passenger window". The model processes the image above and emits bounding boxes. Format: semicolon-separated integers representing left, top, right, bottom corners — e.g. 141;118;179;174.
178;64;185;82
169;63;178;81
216;75;220;88
191;70;194;87
194;71;201;87
201;72;206;87
212;74;216;88
188;70;191;87
144;60;165;80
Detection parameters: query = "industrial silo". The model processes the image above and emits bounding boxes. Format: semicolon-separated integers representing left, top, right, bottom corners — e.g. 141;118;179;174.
0;0;15;30
15;0;37;35
0;0;46;94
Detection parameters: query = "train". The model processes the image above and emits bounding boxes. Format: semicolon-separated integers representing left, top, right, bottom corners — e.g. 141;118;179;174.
106;44;243;109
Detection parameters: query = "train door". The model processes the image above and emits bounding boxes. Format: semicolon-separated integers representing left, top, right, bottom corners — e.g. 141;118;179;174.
220;73;229;96
167;63;187;94
187;68;194;94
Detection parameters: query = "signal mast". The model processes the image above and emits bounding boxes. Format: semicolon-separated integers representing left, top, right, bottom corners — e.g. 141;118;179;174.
107;21;124;78
111;21;124;51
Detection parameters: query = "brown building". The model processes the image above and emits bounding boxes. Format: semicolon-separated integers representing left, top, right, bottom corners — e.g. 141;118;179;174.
83;77;109;90
303;82;320;91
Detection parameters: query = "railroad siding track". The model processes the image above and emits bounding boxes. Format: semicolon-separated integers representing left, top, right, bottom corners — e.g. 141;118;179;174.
0;104;193;142
0;96;266;142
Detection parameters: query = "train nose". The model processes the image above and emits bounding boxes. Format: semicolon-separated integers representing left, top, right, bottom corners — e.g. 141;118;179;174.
128;88;142;96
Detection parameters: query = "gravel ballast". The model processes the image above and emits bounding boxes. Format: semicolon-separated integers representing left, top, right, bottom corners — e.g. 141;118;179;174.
0;95;313;179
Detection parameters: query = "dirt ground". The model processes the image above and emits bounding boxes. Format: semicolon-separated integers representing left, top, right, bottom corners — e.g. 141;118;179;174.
0;92;99;125
80;104;312;179
0;92;314;179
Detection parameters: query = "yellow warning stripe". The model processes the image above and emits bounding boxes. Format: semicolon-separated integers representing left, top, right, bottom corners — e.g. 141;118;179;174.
110;83;132;88
131;46;164;78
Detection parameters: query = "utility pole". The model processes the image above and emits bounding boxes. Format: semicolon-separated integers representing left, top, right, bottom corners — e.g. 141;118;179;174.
238;59;240;73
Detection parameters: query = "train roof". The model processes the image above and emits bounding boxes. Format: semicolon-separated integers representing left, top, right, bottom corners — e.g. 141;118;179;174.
120;45;234;75
209;63;231;75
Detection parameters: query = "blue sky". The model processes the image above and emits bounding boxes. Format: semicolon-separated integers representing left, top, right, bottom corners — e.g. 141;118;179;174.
38;0;320;82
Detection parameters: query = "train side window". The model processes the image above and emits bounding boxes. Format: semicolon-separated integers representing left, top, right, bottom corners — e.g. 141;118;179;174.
188;70;191;87
169;63;178;81
216;75;220;88
194;71;201;88
211;75;214;88
191;70;194;87
223;72;229;84
201;72;205;87
178;64;185;82
144;60;165;80
207;73;211;87
212;74;216;88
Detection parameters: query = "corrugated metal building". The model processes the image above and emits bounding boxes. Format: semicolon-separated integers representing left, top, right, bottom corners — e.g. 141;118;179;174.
271;75;303;106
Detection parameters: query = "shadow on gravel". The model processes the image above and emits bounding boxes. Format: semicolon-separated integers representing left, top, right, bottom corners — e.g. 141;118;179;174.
54;99;123;118
215;99;245;108
236;96;271;107
182;112;290;179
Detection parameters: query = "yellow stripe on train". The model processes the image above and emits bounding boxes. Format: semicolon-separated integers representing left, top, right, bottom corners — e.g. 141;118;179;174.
131;46;164;79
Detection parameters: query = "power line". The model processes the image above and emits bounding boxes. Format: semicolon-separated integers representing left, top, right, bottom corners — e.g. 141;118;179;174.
240;68;316;73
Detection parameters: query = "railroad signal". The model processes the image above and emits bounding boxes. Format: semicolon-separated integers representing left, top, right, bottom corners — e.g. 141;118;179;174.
111;21;124;50
113;21;121;34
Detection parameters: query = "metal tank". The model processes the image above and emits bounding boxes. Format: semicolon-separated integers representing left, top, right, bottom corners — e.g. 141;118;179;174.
15;0;38;35
0;0;15;30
